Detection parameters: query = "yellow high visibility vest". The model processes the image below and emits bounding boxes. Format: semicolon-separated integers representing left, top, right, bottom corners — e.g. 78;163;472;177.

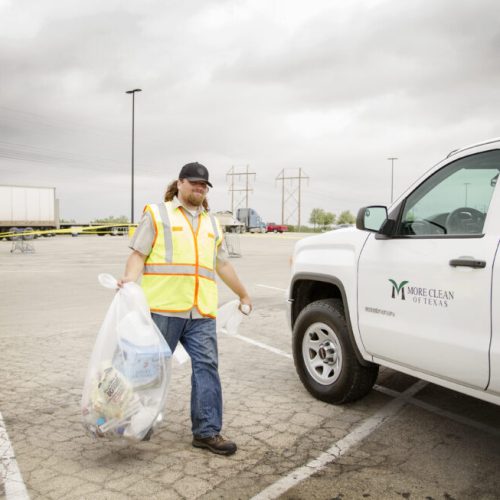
141;201;223;318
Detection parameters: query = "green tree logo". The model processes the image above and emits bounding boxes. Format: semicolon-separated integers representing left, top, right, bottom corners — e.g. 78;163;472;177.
389;279;409;300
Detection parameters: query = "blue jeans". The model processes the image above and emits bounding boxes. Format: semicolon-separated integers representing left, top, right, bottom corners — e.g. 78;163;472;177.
152;314;222;438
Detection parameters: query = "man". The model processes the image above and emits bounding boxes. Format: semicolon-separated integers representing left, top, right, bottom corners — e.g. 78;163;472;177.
118;162;251;456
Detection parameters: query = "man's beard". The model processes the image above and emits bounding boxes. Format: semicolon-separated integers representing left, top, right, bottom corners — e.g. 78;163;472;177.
187;192;205;206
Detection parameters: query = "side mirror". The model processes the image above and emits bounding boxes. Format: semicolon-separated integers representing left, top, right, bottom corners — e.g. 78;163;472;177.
356;206;389;233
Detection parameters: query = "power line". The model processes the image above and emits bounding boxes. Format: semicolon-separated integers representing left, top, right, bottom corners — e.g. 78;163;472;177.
0;139;164;176
0;139;125;165
0;104;168;152
0;105;127;140
276;168;309;227
226;165;256;213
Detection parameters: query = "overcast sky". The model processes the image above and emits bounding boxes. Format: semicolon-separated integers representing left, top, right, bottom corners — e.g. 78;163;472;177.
1;0;500;224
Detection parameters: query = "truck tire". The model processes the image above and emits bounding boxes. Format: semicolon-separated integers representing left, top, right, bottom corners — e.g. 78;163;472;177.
293;299;378;404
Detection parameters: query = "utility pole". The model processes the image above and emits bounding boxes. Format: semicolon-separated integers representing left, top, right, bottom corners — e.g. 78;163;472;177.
125;88;142;223
226;165;256;213
276;169;309;228
281;171;285;224
245;165;250;209
230;167;234;213
298;168;302;229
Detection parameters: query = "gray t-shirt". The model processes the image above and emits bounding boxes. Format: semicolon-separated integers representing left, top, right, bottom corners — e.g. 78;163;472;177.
130;197;228;319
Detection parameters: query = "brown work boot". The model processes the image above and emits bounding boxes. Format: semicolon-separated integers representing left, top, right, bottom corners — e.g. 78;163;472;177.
192;434;237;456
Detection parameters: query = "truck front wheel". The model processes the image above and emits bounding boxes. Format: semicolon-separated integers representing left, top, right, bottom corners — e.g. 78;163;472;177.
293;299;378;404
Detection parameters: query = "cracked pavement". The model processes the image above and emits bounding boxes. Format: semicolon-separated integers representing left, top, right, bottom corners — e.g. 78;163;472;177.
1;234;500;499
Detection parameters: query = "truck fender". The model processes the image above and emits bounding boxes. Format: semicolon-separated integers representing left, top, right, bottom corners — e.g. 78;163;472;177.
290;272;372;367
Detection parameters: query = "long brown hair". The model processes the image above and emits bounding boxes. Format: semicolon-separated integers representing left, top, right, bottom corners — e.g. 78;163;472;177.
164;180;209;210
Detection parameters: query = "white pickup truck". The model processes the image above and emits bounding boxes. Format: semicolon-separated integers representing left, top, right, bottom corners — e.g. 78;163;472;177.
288;137;500;406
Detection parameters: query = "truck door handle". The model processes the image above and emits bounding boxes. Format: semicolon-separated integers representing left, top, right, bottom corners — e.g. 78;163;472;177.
449;258;486;269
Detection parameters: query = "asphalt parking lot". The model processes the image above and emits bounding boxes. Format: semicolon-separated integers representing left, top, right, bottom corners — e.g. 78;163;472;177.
1;233;500;500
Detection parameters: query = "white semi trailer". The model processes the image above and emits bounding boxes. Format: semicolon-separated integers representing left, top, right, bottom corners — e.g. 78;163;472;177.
0;185;59;237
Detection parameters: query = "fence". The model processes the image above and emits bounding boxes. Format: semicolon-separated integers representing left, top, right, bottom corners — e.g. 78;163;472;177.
224;232;241;258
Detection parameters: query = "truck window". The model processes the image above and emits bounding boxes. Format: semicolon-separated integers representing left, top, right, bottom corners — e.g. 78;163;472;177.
398;150;500;236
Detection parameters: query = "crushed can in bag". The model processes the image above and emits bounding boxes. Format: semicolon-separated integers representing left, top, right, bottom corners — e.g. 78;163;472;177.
81;274;172;441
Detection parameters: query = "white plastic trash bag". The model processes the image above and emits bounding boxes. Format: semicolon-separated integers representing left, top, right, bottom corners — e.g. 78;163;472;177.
216;300;250;336
81;274;172;441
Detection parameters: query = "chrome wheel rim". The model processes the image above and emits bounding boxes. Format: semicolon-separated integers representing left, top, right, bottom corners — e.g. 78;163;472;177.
302;322;342;385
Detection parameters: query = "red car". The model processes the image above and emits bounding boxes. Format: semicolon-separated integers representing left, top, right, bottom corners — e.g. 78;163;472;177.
266;223;288;233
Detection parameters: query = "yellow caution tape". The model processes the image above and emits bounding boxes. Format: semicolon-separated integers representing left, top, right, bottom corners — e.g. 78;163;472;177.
0;224;137;239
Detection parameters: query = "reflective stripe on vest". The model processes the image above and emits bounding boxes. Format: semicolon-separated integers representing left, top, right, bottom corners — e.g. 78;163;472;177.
143;264;216;280
141;201;222;317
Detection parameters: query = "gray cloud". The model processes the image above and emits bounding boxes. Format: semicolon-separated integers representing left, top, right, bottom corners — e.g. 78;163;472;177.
1;0;499;223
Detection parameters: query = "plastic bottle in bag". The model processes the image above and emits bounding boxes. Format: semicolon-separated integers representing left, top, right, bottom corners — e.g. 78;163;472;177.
81;274;172;441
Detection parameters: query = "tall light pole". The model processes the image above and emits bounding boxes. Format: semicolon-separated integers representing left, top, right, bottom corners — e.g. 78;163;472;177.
126;88;142;223
387;157;398;203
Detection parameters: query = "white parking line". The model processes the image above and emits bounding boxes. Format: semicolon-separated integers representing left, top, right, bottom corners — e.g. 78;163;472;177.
232;312;500;498
1;270;63;273
0;411;29;500
251;380;428;500
233;334;292;359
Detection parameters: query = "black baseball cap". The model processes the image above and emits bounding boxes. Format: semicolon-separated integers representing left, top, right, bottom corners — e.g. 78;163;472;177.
179;162;212;187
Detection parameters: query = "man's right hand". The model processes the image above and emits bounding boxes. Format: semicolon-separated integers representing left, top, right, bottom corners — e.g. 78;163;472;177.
118;250;147;288
117;278;133;289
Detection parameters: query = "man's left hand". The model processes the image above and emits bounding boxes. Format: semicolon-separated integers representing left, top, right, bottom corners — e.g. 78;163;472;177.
239;295;252;315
